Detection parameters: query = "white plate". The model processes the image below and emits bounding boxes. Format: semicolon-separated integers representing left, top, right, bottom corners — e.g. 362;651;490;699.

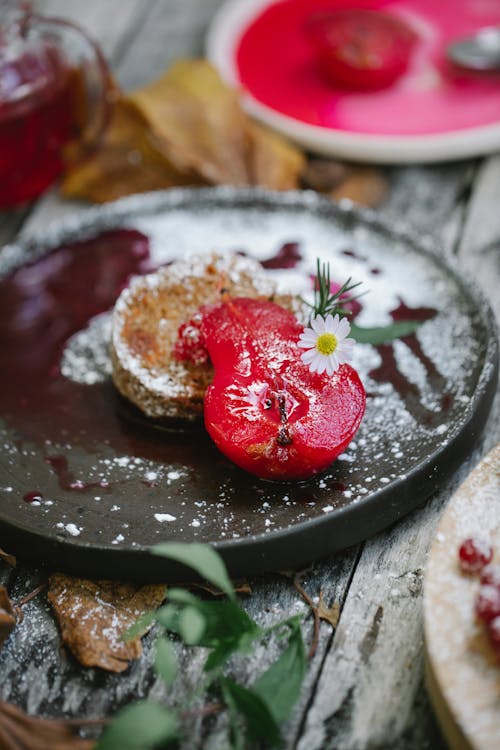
206;0;500;164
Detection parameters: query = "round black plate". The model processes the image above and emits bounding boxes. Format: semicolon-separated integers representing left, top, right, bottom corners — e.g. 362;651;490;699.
0;188;497;580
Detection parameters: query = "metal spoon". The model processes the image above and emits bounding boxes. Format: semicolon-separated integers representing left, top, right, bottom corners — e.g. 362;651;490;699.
447;26;500;71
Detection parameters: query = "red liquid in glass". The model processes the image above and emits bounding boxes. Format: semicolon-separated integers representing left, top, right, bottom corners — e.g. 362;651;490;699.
0;44;75;207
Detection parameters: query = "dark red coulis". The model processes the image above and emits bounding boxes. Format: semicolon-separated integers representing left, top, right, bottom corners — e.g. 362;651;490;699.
0;229;151;453
368;298;452;424
45;455;110;492
261;241;302;269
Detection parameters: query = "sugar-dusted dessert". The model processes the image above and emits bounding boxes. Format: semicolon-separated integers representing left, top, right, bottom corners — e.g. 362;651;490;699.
111;252;279;420
112;252;365;479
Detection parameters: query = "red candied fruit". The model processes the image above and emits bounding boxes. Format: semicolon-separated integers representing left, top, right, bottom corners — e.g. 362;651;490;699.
202;297;365;480
458;536;493;574
304;8;417;91
475;584;500;624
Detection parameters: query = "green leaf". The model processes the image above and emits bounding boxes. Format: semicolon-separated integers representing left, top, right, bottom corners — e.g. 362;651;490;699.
166;588;200;605
223;688;247;750
351;320;421;345
155;603;180;630
123;611;156;642
95;701;178;750
157;596;259;663
204;630;256;672
152;542;235;600
253;624;306;724
188;599;261;670
178;606;206;644
221;678;282;748
196;600;259;645
154;637;177;687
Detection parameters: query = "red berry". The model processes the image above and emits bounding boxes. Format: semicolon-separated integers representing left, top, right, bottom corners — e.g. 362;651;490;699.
475;584;500;624
304;9;417;91
201;297;365;480
458;537;493;574
487;616;500;653
173;313;209;365
480;564;500;587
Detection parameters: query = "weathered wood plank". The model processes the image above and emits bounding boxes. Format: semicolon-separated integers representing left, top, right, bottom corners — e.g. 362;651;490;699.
117;0;225;90
296;481;471;750
457;154;500;326
457;155;500;261
455;154;500;459
38;0;147;63
0;556;356;724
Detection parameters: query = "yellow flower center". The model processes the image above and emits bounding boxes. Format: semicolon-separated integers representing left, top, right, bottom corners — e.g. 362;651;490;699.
316;332;337;355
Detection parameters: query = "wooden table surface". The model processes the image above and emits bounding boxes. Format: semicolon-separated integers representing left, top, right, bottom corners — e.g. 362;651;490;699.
1;2;499;748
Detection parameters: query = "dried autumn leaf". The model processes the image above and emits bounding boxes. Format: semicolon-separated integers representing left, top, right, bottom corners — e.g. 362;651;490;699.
301;158;348;193
0;586;16;649
0;701;94;750
331;165;387;208
128;59;251;186
47;574;165;672
61;98;199;203
246;121;305;190
0;548;16;567
317;591;340;628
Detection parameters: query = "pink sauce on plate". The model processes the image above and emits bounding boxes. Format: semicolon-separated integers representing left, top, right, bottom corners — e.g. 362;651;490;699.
235;0;500;135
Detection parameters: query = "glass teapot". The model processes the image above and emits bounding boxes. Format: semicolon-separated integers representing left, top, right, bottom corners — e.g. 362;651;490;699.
0;0;112;207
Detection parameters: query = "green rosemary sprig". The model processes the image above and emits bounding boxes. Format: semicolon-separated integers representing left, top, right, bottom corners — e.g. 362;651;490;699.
304;258;425;344
307;258;363;321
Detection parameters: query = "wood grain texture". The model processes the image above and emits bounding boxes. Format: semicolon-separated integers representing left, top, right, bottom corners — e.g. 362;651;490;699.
0;1;499;749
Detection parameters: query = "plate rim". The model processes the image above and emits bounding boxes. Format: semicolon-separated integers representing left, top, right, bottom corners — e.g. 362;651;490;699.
206;0;500;164
1;186;498;579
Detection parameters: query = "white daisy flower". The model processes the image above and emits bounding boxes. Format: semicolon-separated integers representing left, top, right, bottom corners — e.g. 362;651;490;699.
297;313;355;376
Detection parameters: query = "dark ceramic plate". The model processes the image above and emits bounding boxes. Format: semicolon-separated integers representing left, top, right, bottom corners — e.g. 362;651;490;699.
0;188;497;580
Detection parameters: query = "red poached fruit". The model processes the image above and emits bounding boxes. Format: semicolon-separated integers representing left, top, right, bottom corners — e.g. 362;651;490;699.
305;8;417;90
198;297;365;480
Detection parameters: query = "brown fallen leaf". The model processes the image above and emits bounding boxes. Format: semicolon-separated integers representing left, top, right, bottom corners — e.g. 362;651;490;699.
0;587;16;649
331;165;387;208
301;158;349;193
63;59;305;202
61;98;200;203
0;549;16;567
246;120;306;191
0;701;94;750
47;574;165;672
317;591;340;628
129;59;251;186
